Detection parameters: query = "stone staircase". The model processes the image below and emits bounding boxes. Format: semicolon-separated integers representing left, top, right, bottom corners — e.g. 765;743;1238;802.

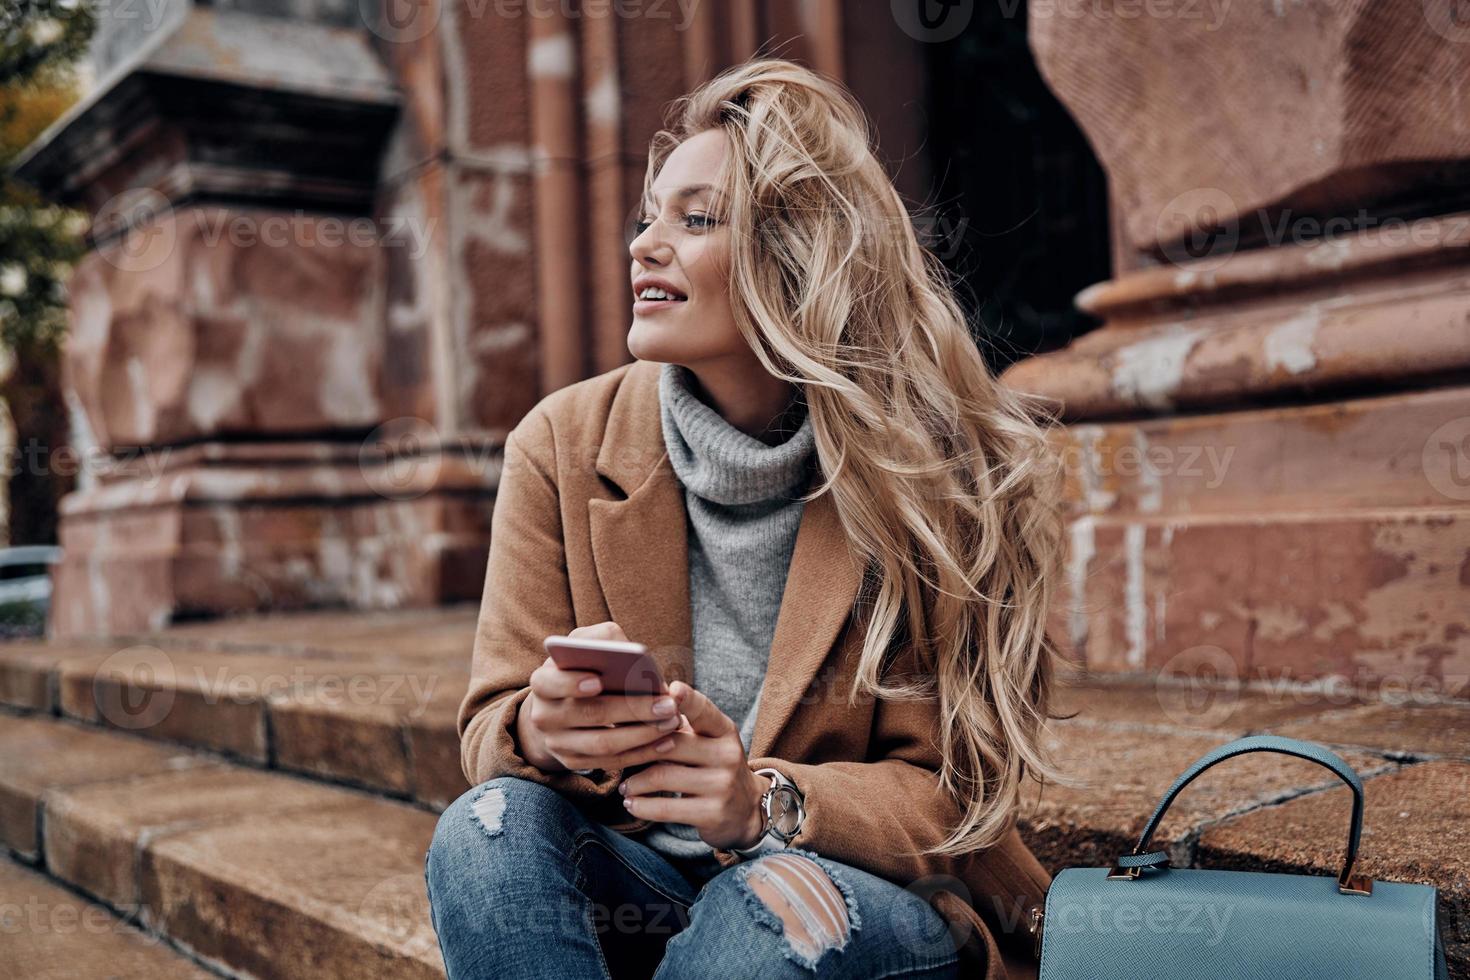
0;607;1465;978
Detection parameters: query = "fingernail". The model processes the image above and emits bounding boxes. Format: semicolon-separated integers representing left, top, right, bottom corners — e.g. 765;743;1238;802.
579;678;600;693
657;716;679;731
623;797;635;809
618;782;627;795
652;697;675;716
656;738;673;752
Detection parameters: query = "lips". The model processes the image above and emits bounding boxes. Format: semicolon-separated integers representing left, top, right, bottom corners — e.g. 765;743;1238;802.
633;275;689;302
632;293;686;313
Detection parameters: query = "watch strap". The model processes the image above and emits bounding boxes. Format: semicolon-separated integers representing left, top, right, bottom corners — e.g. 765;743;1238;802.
731;829;790;860
732;768;803;860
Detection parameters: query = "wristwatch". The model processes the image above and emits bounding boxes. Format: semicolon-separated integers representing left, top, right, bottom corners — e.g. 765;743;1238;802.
733;767;806;859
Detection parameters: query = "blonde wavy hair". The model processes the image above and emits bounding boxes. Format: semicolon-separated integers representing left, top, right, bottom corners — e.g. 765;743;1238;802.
640;57;1072;858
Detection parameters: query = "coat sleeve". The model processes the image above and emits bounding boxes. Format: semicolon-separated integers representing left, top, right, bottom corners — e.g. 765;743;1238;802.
456;410;625;816
710;639;1051;968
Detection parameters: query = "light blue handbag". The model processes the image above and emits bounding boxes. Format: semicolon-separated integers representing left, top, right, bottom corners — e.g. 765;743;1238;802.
1034;734;1450;979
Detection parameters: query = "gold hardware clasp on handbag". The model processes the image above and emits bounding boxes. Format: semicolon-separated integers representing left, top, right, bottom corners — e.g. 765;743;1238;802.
1106;847;1166;879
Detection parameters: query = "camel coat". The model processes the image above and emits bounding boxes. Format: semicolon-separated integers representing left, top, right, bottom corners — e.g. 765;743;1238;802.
458;357;1051;978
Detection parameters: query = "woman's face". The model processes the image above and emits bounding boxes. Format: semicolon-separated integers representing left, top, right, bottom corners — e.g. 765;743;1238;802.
627;129;743;366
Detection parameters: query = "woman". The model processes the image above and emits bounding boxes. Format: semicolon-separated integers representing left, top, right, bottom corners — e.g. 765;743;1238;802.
426;58;1067;980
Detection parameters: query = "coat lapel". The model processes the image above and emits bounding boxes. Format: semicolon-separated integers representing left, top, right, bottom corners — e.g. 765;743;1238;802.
747;485;865;757
588;361;695;692
588;360;866;760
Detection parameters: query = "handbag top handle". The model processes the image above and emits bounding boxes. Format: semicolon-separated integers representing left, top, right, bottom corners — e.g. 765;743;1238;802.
1109;734;1372;896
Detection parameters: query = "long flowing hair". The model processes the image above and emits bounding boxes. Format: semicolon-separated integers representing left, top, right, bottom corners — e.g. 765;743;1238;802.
641;57;1071;857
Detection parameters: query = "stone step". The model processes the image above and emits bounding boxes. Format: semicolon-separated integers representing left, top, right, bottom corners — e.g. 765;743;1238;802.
1;609;1466;976
0;711;445;979
0;610;476;810
0;854;215;979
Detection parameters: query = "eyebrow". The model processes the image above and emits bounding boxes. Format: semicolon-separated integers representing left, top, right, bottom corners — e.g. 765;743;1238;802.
642;184;720;210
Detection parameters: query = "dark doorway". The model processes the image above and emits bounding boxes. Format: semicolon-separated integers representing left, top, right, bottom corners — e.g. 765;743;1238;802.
918;1;1112;374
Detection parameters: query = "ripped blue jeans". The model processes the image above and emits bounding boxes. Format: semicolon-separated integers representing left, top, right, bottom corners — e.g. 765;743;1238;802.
425;775;961;980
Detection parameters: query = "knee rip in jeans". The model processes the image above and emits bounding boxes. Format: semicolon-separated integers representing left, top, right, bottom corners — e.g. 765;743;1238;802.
469;783;507;837
738;851;860;970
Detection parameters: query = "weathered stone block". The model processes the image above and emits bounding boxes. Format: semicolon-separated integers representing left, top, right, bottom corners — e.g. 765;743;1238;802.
0;715;204;859
0;857;212;979
142;799;443;979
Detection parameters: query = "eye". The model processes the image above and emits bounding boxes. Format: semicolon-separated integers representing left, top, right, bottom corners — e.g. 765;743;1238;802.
686;212;716;229
633;218;652;235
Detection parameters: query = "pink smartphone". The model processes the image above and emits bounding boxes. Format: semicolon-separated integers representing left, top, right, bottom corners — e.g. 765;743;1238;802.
543;635;668;696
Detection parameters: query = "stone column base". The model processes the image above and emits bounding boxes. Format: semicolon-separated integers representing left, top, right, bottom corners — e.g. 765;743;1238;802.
1005;212;1470;696
48;439;500;638
1004;210;1470;420
1044;383;1470;698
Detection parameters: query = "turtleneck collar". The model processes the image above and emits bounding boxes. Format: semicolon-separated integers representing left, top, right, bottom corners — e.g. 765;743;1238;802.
657;361;816;507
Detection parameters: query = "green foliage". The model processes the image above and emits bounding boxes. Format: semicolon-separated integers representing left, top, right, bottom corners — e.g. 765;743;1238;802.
0;597;48;637
1;0;96;88
0;0;95;351
0;193;88;351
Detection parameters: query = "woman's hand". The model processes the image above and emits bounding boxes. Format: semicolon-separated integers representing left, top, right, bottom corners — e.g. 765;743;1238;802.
515;622;683;773
615;679;771;852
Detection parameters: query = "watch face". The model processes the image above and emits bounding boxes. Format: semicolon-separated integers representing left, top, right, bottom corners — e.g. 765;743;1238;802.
771;787;802;836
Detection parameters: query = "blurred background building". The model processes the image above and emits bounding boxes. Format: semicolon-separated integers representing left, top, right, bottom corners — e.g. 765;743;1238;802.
1;4;1468;977
6;0;1469;696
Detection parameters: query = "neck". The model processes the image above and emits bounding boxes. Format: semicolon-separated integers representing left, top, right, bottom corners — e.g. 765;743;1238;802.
658;360;817;508
677;360;803;445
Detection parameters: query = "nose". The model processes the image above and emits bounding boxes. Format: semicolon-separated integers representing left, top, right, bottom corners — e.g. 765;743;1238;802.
628;214;672;267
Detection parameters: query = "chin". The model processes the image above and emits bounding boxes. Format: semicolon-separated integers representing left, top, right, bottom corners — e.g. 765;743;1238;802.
626;323;686;364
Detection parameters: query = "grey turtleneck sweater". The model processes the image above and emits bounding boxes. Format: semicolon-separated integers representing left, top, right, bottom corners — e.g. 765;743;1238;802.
630;361;816;869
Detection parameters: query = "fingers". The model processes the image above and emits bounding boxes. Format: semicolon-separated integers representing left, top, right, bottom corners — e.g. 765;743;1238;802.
529;647;672;722
531;622;631;698
620;792;722;825
568;621;629;642
585;682;738;769
619;760;729;799
669;680;735;738
542;690;680;730
542;715;682;768
605;719;751;771
528;656;604;700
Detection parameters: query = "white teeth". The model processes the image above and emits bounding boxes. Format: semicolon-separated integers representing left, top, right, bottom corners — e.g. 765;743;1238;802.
638;286;685;301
